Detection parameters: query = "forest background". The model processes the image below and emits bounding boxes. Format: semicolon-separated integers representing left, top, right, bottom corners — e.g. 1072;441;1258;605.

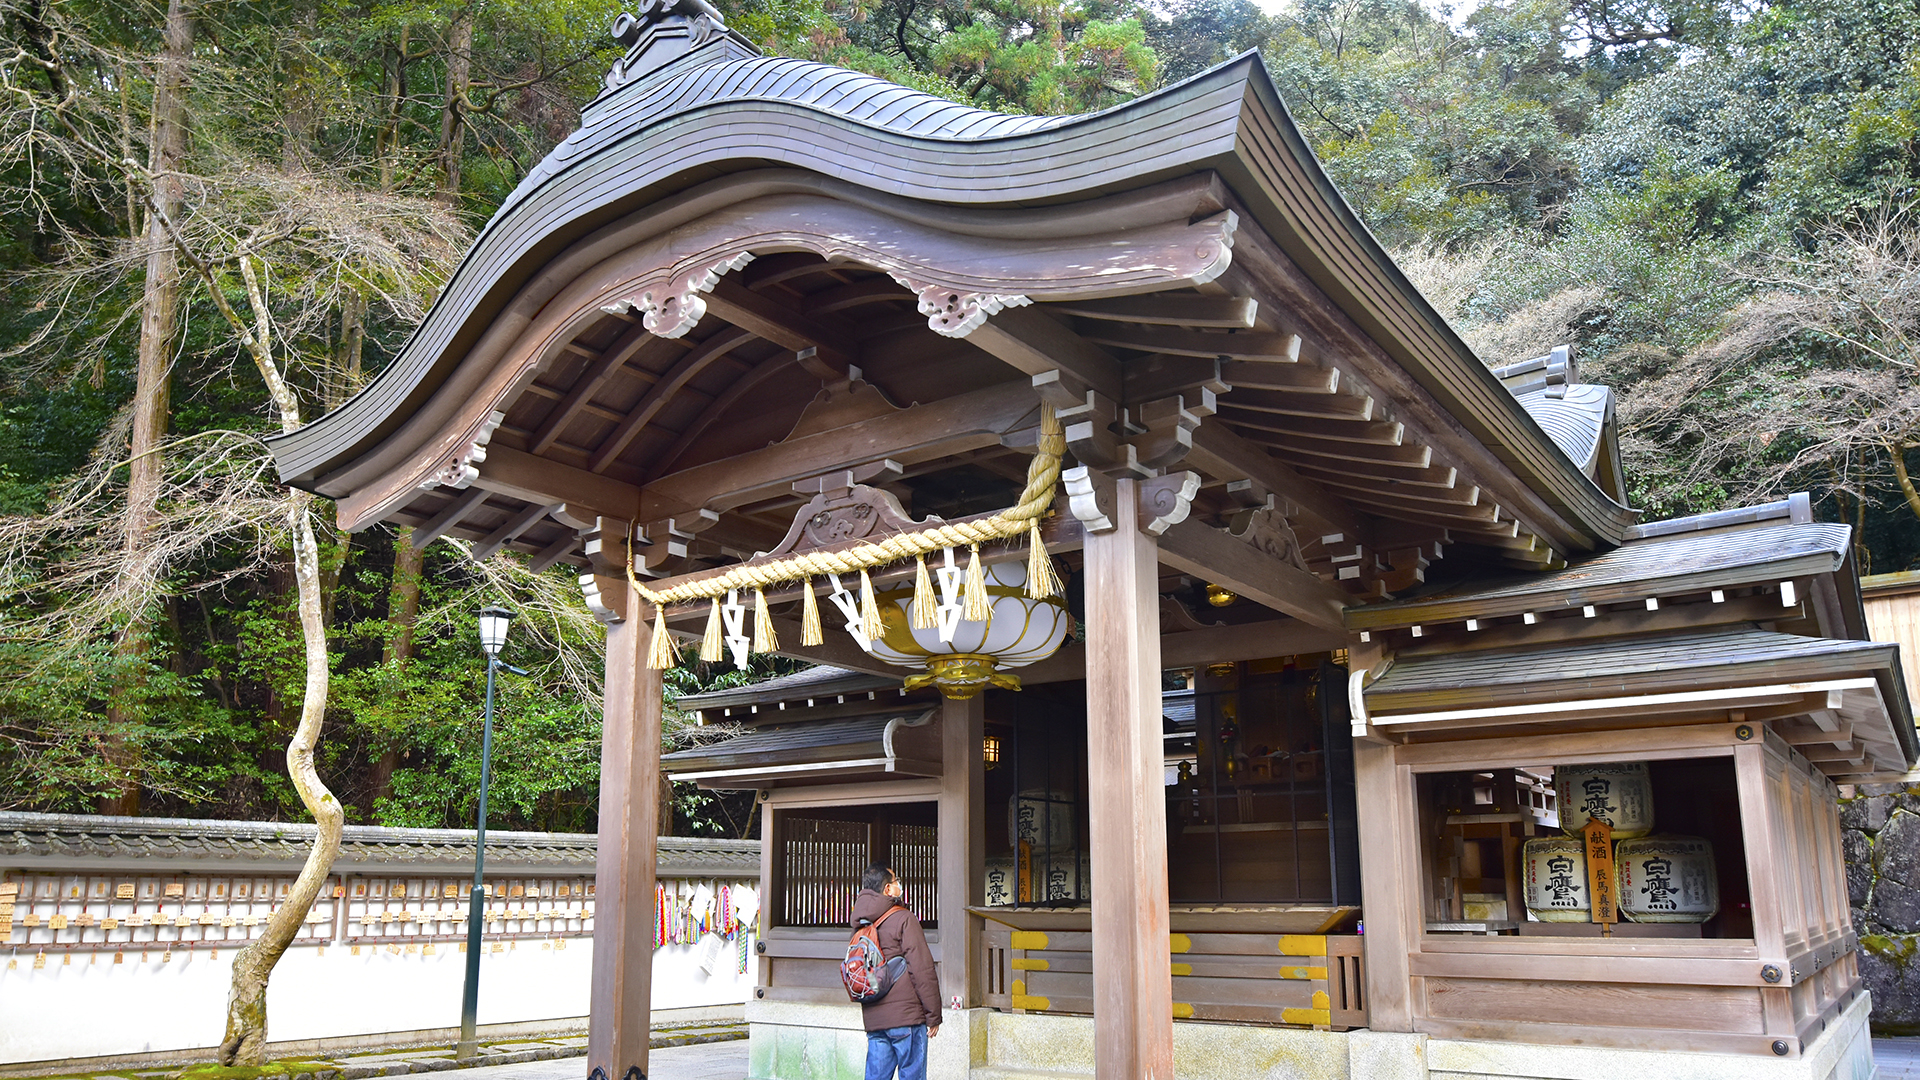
0;0;1915;836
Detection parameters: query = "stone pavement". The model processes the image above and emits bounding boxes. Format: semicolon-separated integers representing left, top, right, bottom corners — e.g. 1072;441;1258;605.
437;1041;747;1080
28;1021;744;1080
1881;1037;1920;1079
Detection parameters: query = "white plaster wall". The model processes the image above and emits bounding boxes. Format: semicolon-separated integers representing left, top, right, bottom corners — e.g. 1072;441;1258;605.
0;913;756;1064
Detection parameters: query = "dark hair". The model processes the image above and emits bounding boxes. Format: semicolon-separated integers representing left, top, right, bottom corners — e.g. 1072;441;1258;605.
861;863;895;893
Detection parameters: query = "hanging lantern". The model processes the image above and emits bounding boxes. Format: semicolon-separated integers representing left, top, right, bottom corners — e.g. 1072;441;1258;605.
863;557;1070;699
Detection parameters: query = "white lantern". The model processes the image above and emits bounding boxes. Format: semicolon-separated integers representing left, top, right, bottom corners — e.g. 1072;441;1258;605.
864;558;1070;699
478;606;515;657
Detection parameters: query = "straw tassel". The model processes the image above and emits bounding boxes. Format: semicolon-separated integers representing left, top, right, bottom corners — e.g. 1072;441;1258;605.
1026;522;1062;599
800;577;823;647
963;543;990;622
859;568;883;641
752;588;777;653
911;555;937;629
699;598;724;663
646;605;679;670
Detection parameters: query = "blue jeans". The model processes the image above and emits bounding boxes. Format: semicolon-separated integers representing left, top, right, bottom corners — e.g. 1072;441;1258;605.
864;1024;928;1080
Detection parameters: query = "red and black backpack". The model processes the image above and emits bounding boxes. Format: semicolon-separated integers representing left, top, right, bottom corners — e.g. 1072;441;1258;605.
841;905;907;1003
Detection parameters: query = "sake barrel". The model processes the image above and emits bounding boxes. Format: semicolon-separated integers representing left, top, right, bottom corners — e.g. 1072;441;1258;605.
1555;762;1655;839
1617;834;1719;923
1522;836;1591;923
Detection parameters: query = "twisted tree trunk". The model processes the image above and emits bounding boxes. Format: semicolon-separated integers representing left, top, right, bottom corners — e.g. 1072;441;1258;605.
217;489;341;1065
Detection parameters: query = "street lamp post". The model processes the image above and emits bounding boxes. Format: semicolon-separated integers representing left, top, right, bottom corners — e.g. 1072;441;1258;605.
458;606;516;1060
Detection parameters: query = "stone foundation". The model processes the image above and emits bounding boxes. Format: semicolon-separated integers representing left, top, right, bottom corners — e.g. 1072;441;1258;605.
1841;782;1920;1033
743;995;1873;1079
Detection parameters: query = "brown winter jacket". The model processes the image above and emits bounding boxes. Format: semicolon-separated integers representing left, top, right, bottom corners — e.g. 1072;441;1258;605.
850;888;942;1033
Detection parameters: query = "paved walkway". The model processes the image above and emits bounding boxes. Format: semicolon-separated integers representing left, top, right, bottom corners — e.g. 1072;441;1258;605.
1881;1038;1920;1078
438;1041;747;1080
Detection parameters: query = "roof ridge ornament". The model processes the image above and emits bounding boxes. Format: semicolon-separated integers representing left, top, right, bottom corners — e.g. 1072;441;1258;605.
604;0;758;94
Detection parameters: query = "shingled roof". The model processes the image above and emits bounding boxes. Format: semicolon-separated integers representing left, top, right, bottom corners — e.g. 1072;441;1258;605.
678;665;904;713
0;812;758;878
265;31;1631;561
1347;521;1854;631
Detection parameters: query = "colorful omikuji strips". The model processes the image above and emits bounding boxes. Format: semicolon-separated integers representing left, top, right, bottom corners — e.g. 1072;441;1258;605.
652;881;756;964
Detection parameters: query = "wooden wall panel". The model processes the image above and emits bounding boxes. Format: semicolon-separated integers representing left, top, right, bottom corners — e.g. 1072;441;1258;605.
1865;588;1920;706
1421;976;1765;1033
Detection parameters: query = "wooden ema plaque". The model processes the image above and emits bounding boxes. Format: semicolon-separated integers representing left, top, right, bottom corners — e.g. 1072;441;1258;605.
1582;817;1617;934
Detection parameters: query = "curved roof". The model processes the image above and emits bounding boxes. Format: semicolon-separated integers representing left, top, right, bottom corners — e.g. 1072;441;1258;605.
1516;384;1610;476
267;37;1632;554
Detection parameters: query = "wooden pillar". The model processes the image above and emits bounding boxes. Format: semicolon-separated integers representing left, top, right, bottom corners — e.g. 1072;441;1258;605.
588;584;662;1080
1352;739;1416;1031
937;693;986;1010
1076;473;1176;1080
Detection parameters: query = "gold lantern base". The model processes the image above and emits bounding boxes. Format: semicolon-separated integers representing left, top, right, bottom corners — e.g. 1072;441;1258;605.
903;653;1024;700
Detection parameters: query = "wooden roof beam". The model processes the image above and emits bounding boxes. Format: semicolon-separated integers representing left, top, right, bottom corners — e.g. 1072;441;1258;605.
804;277;912;315
1293;458;1459;490
645;350;804;479
1222;413;1404;445
703;277;856;379
473;444;642;522
410;488;489;548
971;307;1123;403
1156;516;1350;632
1047;294;1259;328
473;501;557;560
1251;432;1433;468
638;377;1041;520
1221;392;1376;423
1077;323;1300;360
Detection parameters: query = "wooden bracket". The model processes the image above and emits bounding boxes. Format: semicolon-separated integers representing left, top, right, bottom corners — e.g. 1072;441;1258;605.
581;516;636;577
1138;471;1201;536
634;519;691;575
1129;392;1215;472
1226;497;1309;571
1032;368;1093;412
579;572;628;624
1063;465;1118;533
792;459;904;495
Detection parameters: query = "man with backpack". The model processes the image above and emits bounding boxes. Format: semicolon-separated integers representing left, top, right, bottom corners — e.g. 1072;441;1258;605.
845;864;942;1080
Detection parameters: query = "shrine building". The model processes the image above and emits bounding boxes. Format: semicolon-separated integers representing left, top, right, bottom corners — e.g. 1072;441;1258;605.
266;5;1914;1079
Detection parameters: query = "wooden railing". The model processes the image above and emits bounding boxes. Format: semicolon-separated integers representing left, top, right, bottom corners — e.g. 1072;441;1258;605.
979;920;1367;1030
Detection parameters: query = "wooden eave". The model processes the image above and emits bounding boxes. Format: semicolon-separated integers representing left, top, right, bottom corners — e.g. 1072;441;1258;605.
1346;522;1853;632
1363;626;1918;779
262;46;1627;582
678;664;903;714
660;708;940;789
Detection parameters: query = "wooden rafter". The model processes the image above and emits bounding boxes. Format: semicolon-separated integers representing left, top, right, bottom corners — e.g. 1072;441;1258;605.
411;488;490;547
644;350;802;479
473;501;557;559
588;329;757;473
531;322;670;454
1047;294;1258;328
1222;391;1376;423
1077;323;1300;360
